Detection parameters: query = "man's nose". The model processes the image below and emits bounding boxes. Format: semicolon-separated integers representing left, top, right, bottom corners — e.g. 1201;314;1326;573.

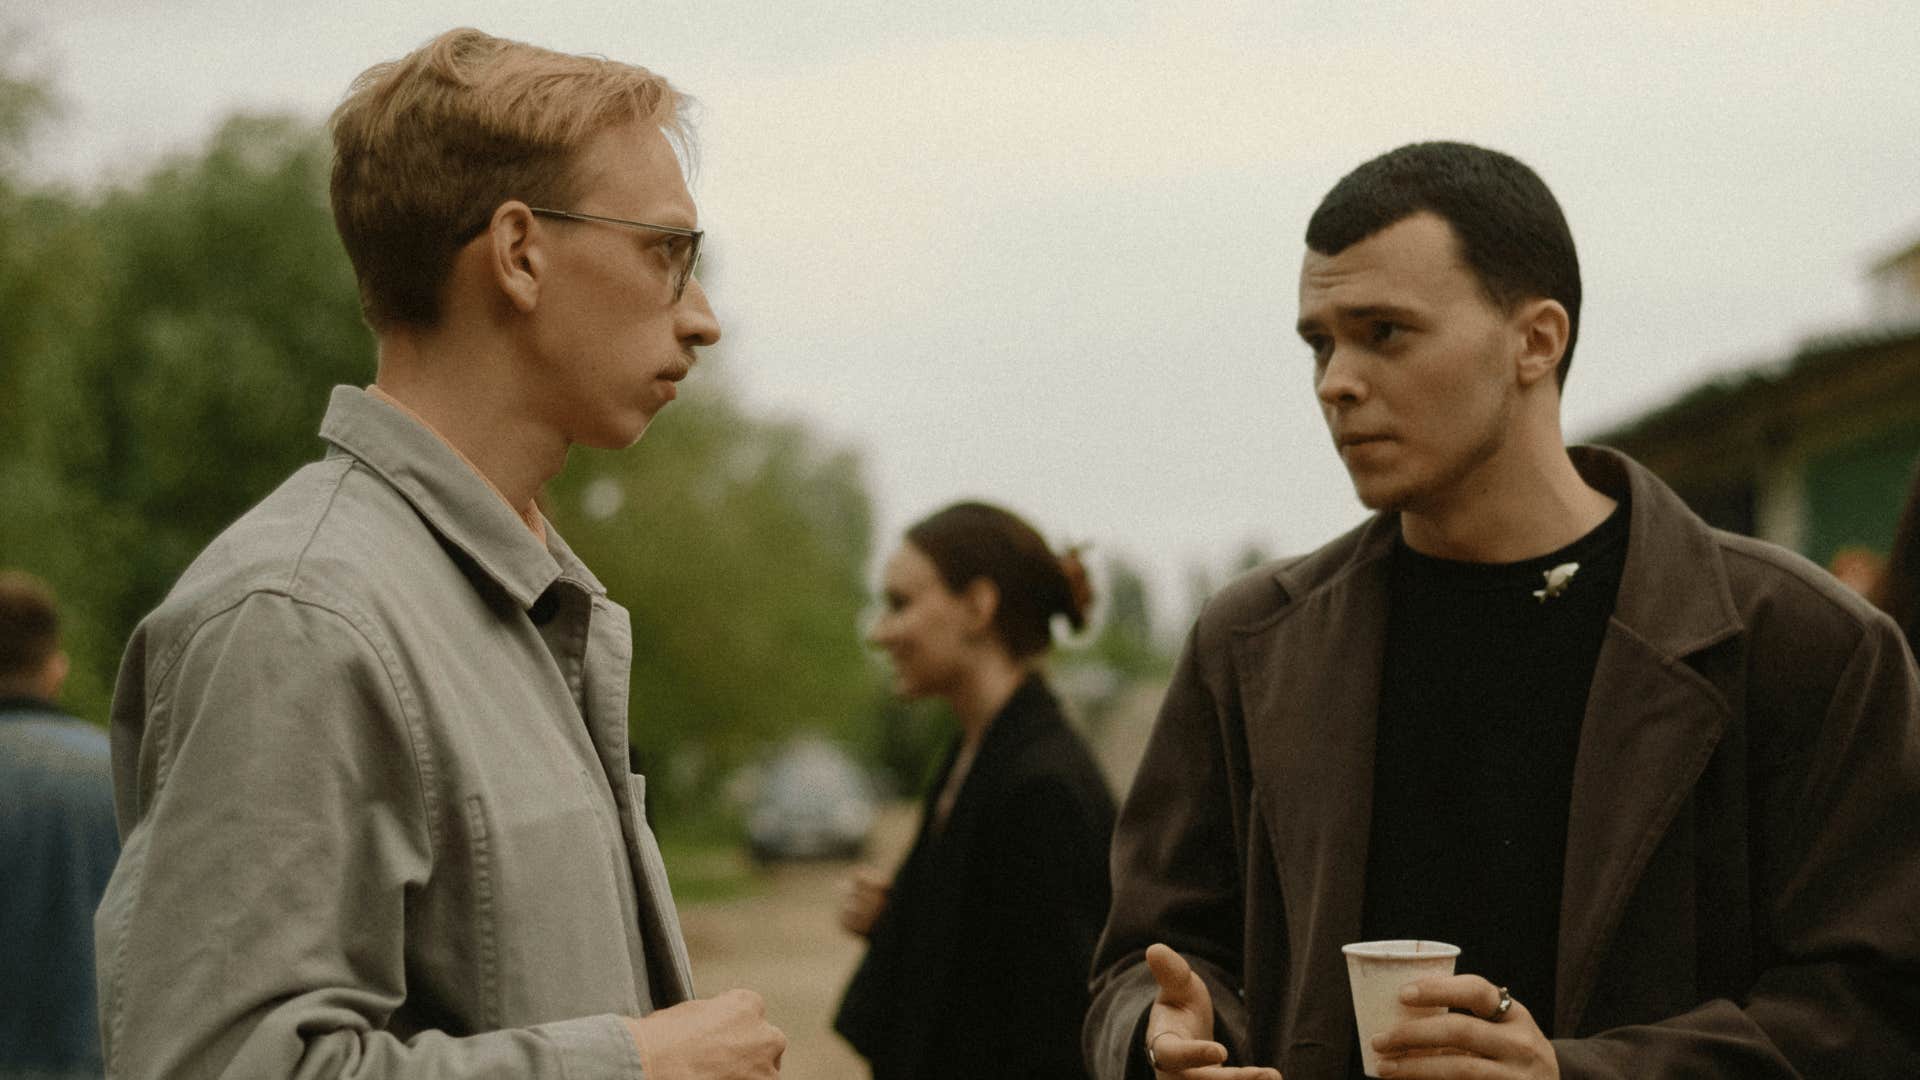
1315;346;1367;407
677;277;721;347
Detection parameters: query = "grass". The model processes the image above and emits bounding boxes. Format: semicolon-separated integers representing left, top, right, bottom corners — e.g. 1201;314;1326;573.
656;821;768;906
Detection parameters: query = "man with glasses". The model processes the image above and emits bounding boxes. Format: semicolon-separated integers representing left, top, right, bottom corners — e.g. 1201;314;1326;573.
98;28;784;1079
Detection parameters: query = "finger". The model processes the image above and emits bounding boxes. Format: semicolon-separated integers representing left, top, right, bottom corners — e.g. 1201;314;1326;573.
1376;1000;1541;1061
1396;973;1500;1012
1369;1052;1501;1079
1178;1067;1285;1080
1146;943;1198;1000
1146;1035;1227;1071
720;987;766;1016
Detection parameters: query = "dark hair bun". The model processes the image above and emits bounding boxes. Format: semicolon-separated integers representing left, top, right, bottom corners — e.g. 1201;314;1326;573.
1057;545;1093;631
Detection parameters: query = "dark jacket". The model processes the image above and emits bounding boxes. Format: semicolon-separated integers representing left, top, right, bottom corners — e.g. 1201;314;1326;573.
1;695;118;1079
838;675;1117;1079
1085;447;1920;1079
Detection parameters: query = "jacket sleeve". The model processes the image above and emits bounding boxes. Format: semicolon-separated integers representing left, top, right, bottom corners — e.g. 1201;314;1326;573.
95;591;645;1079
1554;613;1920;1079
1084;618;1252;1080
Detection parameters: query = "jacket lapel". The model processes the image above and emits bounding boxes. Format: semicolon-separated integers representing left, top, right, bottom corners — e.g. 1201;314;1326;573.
1237;518;1396;1058
1553;448;1742;1034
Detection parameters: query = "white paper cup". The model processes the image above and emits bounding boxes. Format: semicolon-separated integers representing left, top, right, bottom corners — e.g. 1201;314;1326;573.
1342;939;1461;1078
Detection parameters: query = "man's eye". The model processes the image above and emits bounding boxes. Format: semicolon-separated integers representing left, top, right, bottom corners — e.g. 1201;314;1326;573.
1305;337;1332;364
1369;321;1401;346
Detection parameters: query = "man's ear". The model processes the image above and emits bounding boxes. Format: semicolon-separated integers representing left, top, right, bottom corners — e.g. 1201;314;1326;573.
486;201;544;314
962;577;1001;637
1512;298;1570;388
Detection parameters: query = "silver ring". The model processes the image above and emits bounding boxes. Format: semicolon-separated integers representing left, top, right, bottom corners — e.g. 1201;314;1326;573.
1146;1030;1179;1070
1488;985;1513;1022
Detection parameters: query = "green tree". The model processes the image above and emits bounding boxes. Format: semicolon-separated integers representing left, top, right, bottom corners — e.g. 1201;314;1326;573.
2;114;369;720
548;381;878;811
1083;552;1168;679
0;102;880;826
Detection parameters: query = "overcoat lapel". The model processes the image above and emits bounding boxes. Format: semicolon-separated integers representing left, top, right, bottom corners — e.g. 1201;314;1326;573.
1553;448;1741;1035
1237;517;1397;1060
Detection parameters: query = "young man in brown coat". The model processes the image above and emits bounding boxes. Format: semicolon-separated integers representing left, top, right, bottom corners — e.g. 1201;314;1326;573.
1085;142;1920;1080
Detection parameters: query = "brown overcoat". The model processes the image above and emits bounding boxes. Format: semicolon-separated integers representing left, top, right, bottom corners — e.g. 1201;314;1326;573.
1086;447;1920;1079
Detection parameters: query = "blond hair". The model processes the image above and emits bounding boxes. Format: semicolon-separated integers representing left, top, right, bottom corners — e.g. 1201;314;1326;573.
329;28;688;329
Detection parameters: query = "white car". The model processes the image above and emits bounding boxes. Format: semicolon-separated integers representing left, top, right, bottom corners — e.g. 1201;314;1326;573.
746;738;877;862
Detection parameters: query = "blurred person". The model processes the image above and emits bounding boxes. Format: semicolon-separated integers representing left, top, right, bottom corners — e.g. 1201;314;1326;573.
1086;141;1920;1080
1872;463;1920;652
1827;545;1885;598
94;28;785;1080
834;501;1117;1079
0;570;117;1080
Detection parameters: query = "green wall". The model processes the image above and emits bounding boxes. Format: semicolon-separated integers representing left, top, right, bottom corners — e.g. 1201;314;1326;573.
1803;422;1920;567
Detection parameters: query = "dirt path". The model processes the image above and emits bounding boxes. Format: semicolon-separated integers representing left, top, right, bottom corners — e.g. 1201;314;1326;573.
677;804;919;1080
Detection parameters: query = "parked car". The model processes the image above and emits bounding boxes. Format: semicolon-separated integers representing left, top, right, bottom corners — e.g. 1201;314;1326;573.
746;738;877;862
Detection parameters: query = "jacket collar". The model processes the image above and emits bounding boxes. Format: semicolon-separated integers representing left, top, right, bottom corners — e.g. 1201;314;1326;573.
317;385;605;611
1270;446;1743;655
0;694;64;719
1240;445;1745;1051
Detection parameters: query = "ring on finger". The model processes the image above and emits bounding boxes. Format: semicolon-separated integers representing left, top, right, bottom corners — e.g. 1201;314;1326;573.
1146;1030;1180;1070
1486;985;1513;1022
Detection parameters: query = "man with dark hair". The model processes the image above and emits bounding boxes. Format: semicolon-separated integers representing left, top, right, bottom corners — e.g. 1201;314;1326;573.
1085;141;1920;1079
0;570;118;1079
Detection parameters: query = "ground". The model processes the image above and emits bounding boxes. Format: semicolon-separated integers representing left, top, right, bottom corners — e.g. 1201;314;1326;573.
677;803;916;1080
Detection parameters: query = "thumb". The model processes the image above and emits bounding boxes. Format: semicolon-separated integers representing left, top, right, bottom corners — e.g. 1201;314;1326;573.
1146;943;1200;1005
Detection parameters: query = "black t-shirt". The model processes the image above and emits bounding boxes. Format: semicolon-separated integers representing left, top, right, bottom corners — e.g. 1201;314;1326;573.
1353;496;1629;1065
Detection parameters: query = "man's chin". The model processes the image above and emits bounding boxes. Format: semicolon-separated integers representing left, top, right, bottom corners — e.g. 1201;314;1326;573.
1348;477;1403;513
579;414;656;451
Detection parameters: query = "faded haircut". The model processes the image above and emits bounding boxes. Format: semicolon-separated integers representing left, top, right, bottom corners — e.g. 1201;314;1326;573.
1306;141;1583;385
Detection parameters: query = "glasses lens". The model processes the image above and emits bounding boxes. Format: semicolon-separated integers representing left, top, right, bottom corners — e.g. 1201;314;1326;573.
672;234;700;301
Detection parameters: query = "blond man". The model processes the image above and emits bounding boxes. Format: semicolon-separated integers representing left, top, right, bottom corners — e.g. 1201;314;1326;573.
97;28;783;1079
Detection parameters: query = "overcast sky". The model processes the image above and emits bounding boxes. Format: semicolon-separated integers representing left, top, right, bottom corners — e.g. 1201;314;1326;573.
16;2;1920;631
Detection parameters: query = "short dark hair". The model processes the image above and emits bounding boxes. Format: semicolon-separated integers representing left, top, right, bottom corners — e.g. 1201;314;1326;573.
0;570;60;684
905;502;1092;660
1306;141;1583;385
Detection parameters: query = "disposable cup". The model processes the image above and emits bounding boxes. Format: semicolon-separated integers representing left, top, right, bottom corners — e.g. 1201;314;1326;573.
1342;939;1461;1078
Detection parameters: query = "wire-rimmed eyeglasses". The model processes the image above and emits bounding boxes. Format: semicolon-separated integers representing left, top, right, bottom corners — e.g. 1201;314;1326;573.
528;207;703;303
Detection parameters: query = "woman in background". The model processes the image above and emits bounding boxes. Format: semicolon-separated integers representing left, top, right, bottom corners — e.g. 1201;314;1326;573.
834;501;1116;1080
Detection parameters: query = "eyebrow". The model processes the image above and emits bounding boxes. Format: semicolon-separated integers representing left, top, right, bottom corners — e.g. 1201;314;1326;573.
1296;303;1422;338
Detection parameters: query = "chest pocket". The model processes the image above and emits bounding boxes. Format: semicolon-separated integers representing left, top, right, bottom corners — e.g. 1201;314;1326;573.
460;787;641;1025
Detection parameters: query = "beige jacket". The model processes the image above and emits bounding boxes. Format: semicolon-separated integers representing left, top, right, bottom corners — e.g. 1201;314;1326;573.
97;386;691;1078
1086;447;1920;1079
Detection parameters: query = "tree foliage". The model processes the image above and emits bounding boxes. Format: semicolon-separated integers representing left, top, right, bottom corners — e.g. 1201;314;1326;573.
0;96;878;819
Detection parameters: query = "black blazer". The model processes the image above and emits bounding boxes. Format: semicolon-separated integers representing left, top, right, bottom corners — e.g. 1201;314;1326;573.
836;675;1117;1079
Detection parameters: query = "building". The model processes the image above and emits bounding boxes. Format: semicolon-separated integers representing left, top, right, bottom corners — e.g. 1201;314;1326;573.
1595;230;1920;572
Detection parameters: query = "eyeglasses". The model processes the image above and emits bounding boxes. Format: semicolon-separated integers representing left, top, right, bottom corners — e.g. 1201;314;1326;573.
528;207;703;303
